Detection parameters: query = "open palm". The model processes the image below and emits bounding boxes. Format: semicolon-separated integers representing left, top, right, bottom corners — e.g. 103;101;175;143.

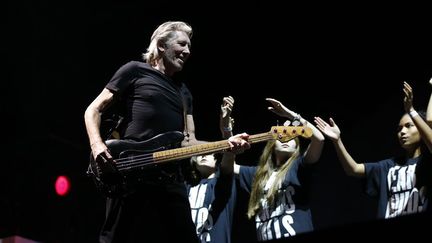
266;98;295;119
314;117;341;141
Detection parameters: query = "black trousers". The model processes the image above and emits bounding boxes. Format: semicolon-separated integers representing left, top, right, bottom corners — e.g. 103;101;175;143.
99;179;198;243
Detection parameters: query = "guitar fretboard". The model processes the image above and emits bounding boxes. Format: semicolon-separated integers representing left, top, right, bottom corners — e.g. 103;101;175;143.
153;132;274;163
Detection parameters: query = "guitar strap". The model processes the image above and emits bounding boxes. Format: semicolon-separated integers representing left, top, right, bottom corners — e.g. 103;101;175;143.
180;90;190;143
105;114;123;140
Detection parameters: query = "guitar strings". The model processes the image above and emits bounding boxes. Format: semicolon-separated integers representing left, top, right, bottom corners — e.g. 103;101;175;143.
113;134;276;171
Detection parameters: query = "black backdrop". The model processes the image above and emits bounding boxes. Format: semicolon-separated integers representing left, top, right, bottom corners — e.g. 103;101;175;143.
5;2;432;242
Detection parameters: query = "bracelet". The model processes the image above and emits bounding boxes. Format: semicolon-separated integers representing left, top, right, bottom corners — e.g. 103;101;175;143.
409;110;419;118
292;113;303;126
293;113;302;121
223;126;232;132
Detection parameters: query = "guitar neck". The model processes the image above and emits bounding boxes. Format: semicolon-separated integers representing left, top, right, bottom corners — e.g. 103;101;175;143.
153;132;273;163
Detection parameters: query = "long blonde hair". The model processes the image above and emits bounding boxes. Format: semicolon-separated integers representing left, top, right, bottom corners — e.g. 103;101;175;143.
247;138;300;219
142;21;193;66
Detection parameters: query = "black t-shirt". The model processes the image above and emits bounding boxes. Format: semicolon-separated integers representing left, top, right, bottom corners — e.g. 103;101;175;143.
238;156;314;241
364;156;428;219
105;61;193;141
187;173;237;243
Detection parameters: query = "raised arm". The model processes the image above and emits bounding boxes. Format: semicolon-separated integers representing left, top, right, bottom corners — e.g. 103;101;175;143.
218;96;243;175
314;117;365;177
220;133;251;175
403;81;432;152
266;98;325;164
220;96;235;139
84;88;115;160
427;78;432;126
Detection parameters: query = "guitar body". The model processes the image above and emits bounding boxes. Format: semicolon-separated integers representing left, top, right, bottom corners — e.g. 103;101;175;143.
87;131;184;197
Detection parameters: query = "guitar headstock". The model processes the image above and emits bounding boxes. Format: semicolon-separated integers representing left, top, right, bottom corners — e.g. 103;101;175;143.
270;126;313;142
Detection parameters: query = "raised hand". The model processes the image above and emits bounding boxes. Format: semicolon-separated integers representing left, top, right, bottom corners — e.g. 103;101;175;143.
314;117;341;142
220;96;235;136
403;81;414;113
266;98;298;120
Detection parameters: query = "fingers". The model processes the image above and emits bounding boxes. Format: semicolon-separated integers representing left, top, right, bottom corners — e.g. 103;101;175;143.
221;96;235;115
91;142;112;161
403;82;412;95
313;116;336;129
403;82;413;96
314;116;327;126
403;81;412;90
266;98;281;106
403;88;410;98
227;133;251;154
222;106;232;113
265;98;277;103
266;98;283;110
267;98;284;115
94;149;113;163
223;96;234;107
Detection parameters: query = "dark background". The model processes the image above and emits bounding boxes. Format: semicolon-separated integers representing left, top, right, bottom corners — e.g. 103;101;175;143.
5;2;432;242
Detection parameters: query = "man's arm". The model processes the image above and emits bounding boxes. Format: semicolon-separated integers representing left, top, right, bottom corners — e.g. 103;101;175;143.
181;114;208;147
84;88;115;160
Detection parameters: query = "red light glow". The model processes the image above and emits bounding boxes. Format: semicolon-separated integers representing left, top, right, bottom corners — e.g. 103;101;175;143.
55;175;71;196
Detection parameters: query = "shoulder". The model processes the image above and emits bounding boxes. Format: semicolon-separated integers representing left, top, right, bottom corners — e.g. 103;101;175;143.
364;157;395;171
239;165;257;175
116;60;152;73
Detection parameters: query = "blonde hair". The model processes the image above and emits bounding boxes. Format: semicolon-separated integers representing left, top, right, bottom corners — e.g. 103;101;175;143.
142;21;193;66
247;138;300;219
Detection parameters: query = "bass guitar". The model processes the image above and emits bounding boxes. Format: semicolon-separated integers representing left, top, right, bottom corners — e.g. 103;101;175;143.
87;126;312;196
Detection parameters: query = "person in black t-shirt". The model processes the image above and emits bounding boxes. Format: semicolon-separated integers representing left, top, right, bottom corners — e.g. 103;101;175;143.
84;21;250;243
314;81;432;219
187;96;239;243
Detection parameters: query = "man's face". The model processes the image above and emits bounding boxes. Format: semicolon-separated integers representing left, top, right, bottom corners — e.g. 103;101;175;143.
163;31;191;73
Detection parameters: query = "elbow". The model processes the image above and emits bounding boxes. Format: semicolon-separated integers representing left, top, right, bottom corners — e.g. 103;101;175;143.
311;135;325;146
312;129;325;142
345;169;357;177
316;134;325;142
84;106;93;121
84;105;99;122
345;166;363;178
84;107;90;121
